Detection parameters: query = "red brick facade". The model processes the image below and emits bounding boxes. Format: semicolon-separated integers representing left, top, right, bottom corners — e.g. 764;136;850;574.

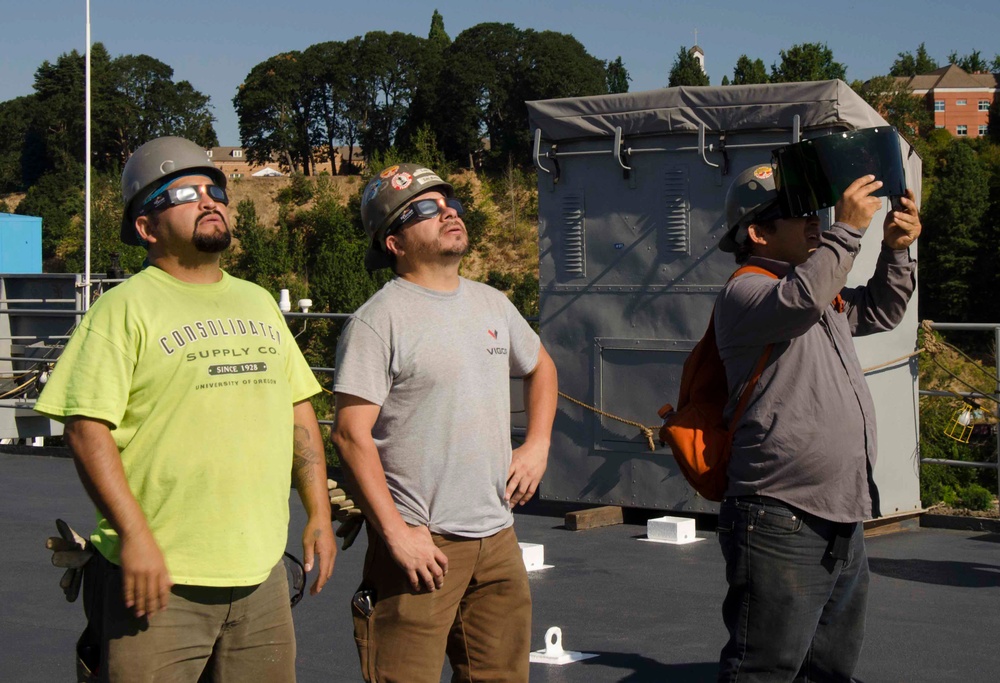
899;64;998;138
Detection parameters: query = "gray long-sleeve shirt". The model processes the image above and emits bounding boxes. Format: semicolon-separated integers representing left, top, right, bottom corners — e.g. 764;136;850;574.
714;222;916;522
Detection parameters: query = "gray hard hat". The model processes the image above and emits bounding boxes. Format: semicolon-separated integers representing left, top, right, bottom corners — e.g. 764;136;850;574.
721;164;779;253
360;163;453;271
120;136;226;246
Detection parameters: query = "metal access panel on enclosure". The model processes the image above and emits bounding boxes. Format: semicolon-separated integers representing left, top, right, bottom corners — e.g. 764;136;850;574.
527;80;922;516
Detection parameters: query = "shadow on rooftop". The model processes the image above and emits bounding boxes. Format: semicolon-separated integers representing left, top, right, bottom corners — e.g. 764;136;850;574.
868;557;1000;588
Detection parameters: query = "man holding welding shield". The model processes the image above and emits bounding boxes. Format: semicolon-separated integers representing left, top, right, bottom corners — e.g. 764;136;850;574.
714;128;922;682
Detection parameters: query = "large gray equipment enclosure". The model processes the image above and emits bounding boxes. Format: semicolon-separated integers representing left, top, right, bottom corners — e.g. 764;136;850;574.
528;80;922;517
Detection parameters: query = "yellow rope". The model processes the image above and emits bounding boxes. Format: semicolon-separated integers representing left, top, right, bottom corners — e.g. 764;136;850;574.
558;391;657;451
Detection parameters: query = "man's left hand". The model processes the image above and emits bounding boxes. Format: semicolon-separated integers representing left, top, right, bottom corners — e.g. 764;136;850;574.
506;440;549;506
883;189;922;250
301;515;336;595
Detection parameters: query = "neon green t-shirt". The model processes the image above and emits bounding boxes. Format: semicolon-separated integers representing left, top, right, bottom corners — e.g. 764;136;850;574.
34;266;321;586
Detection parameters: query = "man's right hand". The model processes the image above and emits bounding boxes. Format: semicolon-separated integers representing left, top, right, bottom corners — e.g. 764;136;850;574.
119;530;173;618
836;175;884;231
385;525;448;593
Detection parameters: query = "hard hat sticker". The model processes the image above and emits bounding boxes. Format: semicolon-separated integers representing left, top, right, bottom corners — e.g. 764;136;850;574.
363;178;382;204
391;172;413;190
380;165;400;179
753;166;773;180
416;175;443;186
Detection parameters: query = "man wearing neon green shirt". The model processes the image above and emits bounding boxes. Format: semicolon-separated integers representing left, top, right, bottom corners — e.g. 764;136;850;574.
34;136;335;683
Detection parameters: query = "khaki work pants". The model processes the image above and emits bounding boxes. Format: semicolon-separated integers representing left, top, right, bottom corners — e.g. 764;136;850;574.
353;525;531;683
91;555;295;683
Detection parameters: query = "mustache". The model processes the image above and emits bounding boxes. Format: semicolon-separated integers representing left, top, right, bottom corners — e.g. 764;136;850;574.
196;210;228;228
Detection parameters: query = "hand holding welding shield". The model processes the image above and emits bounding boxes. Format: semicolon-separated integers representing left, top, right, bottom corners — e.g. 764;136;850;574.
882;188;921;250
772;126;919;246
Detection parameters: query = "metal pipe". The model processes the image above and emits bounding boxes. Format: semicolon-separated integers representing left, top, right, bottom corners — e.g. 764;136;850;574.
919;389;994;400
698;123;720;169
83;0;92;311
613;127;631;171
994;325;999;504
532;129;553;176
920;458;999;470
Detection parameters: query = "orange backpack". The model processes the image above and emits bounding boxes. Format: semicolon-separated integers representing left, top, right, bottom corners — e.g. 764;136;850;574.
657;266;777;501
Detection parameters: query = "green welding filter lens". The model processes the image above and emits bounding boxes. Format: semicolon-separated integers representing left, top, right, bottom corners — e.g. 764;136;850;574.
771;127;907;218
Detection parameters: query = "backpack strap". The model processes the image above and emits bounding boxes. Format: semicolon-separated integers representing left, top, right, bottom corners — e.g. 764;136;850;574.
725;264;778;431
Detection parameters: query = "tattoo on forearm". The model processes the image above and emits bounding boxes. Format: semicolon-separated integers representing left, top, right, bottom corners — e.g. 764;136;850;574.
292;424;318;485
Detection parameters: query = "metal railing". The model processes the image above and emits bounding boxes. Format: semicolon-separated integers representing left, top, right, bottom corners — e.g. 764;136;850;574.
918;322;1000;504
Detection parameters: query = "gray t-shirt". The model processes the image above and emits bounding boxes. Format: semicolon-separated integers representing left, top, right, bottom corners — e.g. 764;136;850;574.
334;277;541;537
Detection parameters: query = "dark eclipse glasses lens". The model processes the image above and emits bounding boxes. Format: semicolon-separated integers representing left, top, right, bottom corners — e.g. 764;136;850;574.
392;197;465;232
142;184;229;215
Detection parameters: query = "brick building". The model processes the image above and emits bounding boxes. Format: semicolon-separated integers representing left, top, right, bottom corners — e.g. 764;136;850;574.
207;145;364;179
898;64;999;138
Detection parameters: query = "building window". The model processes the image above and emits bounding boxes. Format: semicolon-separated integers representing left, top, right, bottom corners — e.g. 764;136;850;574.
232;150;243;158
935;124;945;129
980;100;991;111
956;99;967;106
957;125;968;136
979;125;989;136
934;100;945;112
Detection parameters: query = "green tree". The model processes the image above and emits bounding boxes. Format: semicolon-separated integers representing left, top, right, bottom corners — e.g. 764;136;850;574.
23;45;216;181
397;12;452;153
890;43;939;76
235;52;317;174
852;75;932;141
302;41;350;172
948;50;989;73
106;54;217;167
428;9;450;46
354;31;426;157
606;56;631;93
920;141;990;322
436;23;524;165
435;23;607;168
731;55;769;85
56;172;147;275
15;165;84;265
667;46;709;87
0;96;37;191
770;43;846;83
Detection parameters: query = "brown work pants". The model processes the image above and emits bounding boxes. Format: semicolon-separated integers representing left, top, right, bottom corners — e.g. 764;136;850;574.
352;525;531;683
90;555;295;683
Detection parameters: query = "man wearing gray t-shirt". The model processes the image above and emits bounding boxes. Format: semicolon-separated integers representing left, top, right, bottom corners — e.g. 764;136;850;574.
332;163;558;683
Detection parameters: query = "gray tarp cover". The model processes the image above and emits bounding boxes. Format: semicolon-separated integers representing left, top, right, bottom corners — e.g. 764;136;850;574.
527;80;890;142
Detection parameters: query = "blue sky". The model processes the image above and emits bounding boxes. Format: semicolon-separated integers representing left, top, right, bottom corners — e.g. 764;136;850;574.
3;1;999;145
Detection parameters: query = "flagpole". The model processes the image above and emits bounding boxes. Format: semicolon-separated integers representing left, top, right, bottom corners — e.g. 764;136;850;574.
83;0;92;310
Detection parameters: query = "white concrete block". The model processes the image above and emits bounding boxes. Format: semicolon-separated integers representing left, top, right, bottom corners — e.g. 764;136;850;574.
518;542;552;571
645;515;700;544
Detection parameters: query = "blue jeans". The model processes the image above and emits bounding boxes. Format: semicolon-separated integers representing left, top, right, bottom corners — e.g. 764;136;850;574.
716;497;869;683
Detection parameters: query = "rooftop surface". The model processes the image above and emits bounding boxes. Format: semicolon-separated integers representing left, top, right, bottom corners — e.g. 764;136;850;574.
3;451;998;682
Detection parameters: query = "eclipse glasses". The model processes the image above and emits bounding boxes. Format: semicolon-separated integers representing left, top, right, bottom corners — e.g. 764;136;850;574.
389;197;464;235
140;184;229;215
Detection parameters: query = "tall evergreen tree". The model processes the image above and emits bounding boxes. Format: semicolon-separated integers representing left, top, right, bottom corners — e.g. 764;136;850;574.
732;55;769;85
948;50;989;73
667;46;709;87
890;43;939;76
606;56;631;94
920;141;990;322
